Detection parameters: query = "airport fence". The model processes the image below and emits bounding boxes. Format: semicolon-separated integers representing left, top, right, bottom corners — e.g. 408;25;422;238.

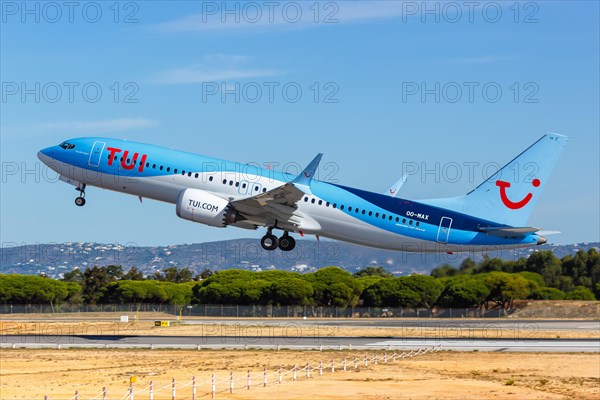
0;304;515;318
40;347;440;400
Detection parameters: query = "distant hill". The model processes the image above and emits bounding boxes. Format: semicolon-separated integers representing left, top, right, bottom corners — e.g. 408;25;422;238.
1;240;598;279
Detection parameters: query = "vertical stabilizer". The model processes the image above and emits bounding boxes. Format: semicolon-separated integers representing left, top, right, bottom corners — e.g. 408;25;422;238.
421;134;568;226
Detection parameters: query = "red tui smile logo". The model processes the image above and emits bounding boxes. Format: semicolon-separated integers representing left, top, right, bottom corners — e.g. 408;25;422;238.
496;179;541;209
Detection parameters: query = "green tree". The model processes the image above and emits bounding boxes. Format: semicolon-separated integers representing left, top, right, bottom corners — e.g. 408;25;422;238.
271;278;314;305
355;276;384;292
530;287;565;300
82;266;113;304
197;268;214;280
565;286;596;300
399;275;443;308
105;265;124;281
459;258;477;274
526;251;562;287
353;266;392;278
515;271;545;288
362;278;421;307
478;257;507;273
62;268;83;284
477;272;531;309
437;275;490;308
155;267;194;283
305;267;361;307
0;275;81;307
122;267;145;280
430;264;458;278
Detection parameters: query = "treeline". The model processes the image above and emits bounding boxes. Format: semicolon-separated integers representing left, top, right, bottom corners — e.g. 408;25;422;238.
431;248;600;301
0;249;598;308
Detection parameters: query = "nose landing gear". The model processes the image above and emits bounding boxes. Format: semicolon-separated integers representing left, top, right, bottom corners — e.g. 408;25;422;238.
74;184;87;207
260;229;296;252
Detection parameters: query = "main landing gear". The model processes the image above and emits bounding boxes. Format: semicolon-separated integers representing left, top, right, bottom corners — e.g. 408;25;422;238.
74;183;87;207
260;228;296;252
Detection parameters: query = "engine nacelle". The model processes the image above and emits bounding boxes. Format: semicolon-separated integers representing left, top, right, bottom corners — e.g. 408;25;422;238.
176;188;241;227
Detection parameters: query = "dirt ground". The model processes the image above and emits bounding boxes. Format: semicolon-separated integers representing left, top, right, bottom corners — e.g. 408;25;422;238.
0;349;598;400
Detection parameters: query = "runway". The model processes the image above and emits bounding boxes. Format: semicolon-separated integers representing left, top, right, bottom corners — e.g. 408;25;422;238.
1;335;598;352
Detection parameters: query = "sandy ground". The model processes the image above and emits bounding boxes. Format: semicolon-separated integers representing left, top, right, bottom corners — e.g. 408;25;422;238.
0;349;598;400
1;318;598;340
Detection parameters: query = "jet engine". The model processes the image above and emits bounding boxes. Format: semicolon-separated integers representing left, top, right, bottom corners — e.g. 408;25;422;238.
176;188;242;227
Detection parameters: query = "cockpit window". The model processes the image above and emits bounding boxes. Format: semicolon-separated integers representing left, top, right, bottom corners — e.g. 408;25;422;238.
58;142;76;150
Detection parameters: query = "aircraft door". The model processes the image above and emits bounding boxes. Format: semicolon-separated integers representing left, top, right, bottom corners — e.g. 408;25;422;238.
238;180;249;195
437;217;453;243
88;141;106;167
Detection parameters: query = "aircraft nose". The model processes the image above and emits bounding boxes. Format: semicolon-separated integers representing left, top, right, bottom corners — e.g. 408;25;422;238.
536;235;547;245
37;147;56;165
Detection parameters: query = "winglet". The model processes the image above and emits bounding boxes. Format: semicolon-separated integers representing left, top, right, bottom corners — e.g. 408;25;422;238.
292;153;323;192
386;174;407;197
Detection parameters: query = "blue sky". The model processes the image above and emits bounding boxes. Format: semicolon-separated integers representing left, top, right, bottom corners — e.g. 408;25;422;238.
1;1;599;248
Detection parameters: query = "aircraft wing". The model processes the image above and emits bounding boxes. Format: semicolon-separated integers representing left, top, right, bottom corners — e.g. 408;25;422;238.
228;154;323;232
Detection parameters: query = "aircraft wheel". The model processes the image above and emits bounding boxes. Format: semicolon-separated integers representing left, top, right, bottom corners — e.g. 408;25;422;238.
261;234;279;251
75;197;86;207
278;235;296;251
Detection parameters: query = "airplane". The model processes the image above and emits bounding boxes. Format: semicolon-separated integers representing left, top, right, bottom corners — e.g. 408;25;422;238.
37;133;567;253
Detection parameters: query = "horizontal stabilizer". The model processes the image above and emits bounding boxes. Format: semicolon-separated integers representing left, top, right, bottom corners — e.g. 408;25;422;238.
478;226;539;237
537;230;561;236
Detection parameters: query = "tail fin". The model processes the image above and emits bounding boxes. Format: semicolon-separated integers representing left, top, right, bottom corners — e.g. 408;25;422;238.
421;133;568;226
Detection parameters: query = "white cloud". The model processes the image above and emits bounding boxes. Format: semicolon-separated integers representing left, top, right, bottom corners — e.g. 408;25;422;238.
37;118;158;133
154;1;404;32
153;54;280;84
